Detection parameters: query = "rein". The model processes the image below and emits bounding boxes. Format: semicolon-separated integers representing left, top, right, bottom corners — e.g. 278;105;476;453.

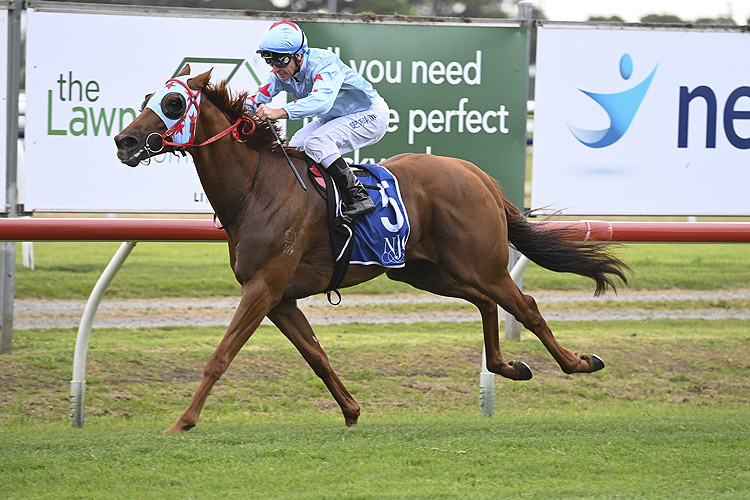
144;114;256;160
163;114;257;149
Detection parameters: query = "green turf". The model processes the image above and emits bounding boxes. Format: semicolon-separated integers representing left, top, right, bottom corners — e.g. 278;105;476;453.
1;319;748;499
1;408;746;500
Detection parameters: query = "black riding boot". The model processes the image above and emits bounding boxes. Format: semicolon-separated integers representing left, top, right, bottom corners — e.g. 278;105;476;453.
326;157;376;220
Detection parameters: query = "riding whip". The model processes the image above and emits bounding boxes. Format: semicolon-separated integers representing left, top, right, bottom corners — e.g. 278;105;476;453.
265;118;307;191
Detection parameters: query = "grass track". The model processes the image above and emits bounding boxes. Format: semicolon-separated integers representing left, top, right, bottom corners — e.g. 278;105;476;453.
1;408;747;500
1;320;748;499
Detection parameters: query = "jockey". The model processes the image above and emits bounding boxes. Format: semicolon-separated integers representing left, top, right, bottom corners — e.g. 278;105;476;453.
248;20;389;220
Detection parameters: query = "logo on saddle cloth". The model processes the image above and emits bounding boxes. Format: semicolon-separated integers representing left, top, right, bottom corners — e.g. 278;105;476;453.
350;165;410;268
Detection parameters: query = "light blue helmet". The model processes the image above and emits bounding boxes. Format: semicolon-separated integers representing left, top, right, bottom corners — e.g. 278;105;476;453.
257;20;308;55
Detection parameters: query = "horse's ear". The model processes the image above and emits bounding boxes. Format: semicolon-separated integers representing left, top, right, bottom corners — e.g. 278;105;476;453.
176;64;191;77
189;68;212;90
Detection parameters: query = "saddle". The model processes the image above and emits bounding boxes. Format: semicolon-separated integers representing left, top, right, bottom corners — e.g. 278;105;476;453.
303;156;411;304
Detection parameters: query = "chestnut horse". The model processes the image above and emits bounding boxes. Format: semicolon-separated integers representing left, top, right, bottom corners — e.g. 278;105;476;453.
114;66;628;433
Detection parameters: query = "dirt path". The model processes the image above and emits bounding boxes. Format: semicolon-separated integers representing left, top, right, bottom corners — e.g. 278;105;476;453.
13;289;750;329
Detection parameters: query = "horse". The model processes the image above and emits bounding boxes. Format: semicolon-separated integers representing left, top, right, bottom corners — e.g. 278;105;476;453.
114;65;629;433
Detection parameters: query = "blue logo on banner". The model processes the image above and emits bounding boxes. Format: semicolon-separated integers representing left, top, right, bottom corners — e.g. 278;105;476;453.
569;54;658;148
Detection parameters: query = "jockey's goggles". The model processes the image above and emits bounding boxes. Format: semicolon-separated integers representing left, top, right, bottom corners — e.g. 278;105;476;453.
260;51;295;67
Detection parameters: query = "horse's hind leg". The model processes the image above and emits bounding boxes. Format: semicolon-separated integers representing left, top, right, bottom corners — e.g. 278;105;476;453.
387;261;531;381
267;300;361;426
488;274;604;375
433;249;603;374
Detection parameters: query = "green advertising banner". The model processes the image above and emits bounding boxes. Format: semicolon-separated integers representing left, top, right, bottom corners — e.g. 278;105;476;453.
292;21;528;208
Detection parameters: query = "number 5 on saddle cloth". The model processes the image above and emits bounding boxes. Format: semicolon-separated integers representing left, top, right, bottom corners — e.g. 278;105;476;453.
307;162;411;303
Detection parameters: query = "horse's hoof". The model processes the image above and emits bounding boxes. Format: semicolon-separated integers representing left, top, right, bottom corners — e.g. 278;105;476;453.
590;354;606;372
164;421;194;434
511;361;533;380
344;410;360;427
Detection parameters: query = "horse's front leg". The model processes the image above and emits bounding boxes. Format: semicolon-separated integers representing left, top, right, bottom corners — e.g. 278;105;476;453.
267;300;361;426
165;280;276;434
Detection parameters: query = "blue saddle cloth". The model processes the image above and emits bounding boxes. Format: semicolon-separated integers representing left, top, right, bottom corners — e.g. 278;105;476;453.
350;164;410;268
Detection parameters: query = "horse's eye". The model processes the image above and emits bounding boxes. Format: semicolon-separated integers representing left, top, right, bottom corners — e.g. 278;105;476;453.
161;92;187;120
166;99;181;111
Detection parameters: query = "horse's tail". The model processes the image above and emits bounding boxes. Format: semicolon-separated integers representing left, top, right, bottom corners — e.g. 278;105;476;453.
500;191;630;296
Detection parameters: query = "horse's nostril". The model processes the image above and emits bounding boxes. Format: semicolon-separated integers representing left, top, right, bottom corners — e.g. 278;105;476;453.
115;135;137;150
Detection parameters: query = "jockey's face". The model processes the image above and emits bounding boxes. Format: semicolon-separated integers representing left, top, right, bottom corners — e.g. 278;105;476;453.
273;54;302;81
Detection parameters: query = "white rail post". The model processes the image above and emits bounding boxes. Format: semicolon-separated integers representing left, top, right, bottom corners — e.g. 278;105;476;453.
480;253;531;417
479;344;495;417
70;241;136;428
504;248;524;341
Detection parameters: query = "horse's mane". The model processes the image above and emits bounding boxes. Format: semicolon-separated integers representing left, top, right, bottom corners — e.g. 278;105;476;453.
202;80;285;152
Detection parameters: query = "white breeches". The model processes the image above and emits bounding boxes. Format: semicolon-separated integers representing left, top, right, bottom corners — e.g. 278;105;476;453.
289;97;389;168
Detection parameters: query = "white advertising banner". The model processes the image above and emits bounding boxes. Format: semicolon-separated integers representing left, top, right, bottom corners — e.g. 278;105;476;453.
25;9;282;212
532;26;750;216
0;5;8;212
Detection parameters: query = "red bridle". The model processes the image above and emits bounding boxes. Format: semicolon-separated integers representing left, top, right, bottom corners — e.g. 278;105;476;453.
159;78;257;149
